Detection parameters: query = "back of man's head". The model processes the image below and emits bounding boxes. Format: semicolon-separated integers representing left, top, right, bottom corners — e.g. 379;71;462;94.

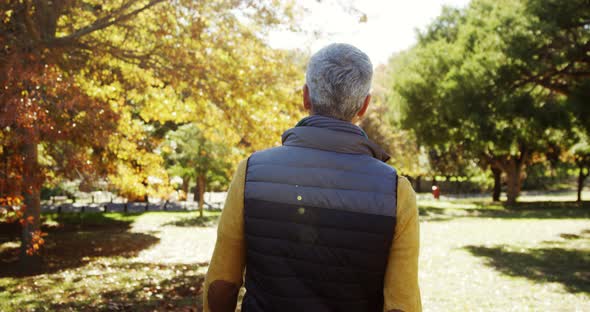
305;43;373;121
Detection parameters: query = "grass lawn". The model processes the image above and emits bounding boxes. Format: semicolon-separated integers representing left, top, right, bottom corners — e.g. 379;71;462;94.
0;211;220;311
418;199;590;311
1;198;589;311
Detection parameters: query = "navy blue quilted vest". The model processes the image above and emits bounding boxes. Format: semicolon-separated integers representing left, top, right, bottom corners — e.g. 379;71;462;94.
242;115;398;312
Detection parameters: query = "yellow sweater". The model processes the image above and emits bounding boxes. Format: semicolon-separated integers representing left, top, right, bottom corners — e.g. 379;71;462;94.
203;159;422;312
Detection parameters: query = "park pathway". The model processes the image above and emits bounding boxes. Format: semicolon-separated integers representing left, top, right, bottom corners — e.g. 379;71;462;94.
131;213;217;265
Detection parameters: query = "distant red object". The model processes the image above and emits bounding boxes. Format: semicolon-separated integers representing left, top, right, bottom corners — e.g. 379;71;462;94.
432;186;440;200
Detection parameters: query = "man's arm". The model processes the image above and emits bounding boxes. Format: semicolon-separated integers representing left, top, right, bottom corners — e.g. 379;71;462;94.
202;159;248;312
383;176;421;312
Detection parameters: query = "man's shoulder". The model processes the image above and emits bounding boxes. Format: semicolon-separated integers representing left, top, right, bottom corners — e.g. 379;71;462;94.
251;145;292;155
247;145;322;167
395;175;418;220
237;146;288;174
397;176;416;197
247;146;400;180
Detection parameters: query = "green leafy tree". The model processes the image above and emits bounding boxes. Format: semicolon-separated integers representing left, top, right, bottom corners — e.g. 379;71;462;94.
427;144;472;183
570;133;590;202
162;124;237;217
391;0;586;204
363;62;430;187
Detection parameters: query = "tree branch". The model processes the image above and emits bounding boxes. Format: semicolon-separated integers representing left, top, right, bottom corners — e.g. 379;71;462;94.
48;0;165;47
23;0;41;42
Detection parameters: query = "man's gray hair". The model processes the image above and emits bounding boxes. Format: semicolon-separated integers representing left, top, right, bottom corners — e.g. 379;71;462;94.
305;43;373;121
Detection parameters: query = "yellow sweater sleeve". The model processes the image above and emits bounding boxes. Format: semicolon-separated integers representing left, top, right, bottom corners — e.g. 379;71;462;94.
203;159;248;312
383;176;422;312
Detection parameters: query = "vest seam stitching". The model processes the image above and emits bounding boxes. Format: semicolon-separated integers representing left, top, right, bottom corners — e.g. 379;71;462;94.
246;197;395;222
245;179;396;196
246;266;381;287
245;277;372;302
244;194;395;217
247;162;395;178
247;248;384;275
244;215;394;237
244;233;389;258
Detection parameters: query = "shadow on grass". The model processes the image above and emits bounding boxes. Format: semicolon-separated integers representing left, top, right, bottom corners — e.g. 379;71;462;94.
464;229;590;294
163;215;220;228
46;262;208;312
0;213;159;277
420;201;590;222
1;212;137;243
504;201;590;210
42;212;137;232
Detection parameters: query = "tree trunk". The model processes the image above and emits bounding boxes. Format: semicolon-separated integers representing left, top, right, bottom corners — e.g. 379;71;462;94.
2;150;7;196
142;179;149;203
181;176;189;201
578;166;588;203
193;175;201;203
505;160;523;205
578;169;583;203
196;174;206;218
491;167;502;202
20;138;42;274
416;176;422;193
431;176;437;187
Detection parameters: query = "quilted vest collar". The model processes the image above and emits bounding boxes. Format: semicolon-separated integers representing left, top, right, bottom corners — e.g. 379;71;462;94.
281;115;391;162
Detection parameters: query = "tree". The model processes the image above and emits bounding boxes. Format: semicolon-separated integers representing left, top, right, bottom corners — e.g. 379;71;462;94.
506;0;590;99
1;0;301;272
571;137;590;202
0;62;119;271
105;111;172;202
427;144;472;184
391;0;586;204
363;63;429;189
162;124;237;217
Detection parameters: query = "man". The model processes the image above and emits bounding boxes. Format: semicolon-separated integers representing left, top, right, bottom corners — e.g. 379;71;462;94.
203;43;421;312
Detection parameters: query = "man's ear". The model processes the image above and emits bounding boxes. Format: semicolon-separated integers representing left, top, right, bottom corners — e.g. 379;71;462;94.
303;84;312;112
356;94;371;119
